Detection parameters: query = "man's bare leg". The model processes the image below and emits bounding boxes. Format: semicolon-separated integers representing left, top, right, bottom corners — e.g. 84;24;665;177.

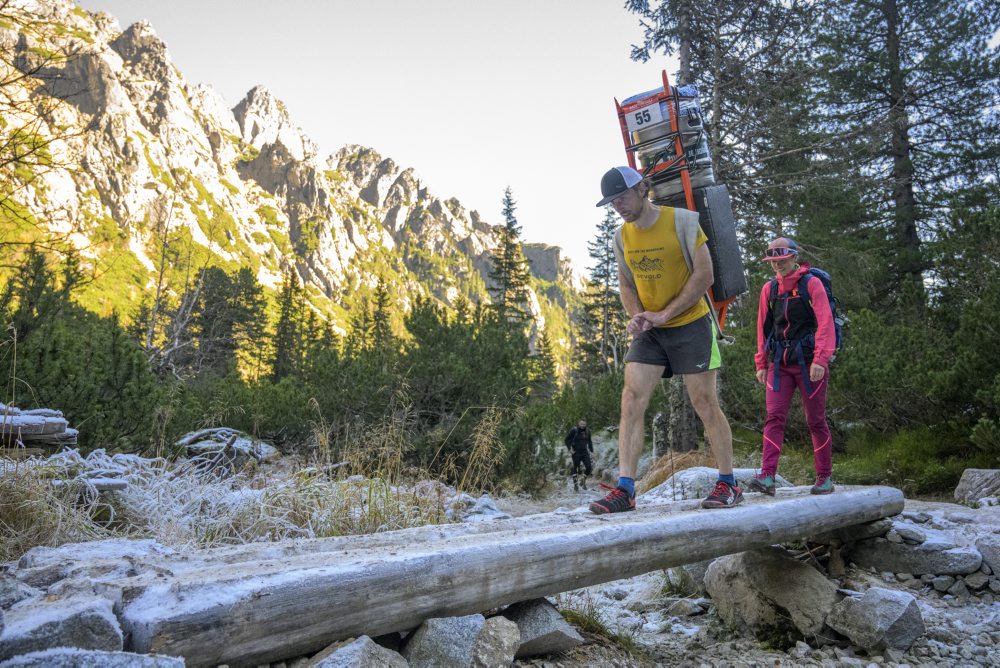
618;362;666;478
683;370;733;474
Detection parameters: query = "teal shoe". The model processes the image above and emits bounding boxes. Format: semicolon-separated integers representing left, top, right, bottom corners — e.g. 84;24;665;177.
748;473;776;496
810;476;835;495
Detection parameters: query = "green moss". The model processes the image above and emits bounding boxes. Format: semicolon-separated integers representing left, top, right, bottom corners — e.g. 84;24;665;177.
251;231;269;245
220;178;240;196
323;169;348;185
143;142;175;189
257;205;281;227
267;228;290;251
237;146;260;164
52;22;94;42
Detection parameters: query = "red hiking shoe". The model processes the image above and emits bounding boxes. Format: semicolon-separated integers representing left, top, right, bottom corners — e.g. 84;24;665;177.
589;483;636;514
701;480;744;509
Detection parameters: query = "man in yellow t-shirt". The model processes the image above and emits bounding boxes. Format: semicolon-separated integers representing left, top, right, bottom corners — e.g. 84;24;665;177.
589;166;742;513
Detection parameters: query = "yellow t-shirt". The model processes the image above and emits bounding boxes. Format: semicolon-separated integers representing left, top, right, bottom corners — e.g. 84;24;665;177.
621;207;710;328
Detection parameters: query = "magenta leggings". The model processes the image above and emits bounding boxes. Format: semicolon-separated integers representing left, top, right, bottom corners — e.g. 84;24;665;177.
761;363;832;478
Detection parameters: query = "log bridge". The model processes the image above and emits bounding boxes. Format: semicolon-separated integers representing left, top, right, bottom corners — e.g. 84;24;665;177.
93;486;902;667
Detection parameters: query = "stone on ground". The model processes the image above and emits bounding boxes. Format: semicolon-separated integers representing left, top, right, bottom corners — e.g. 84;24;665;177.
976;535;1000;574
401;614;485;666
472;616;520;667
848;535;982;575
825;587;924;652
704;546;838;641
0;596;122;661
0;648;183;667
312;635;406;667
503;598;584;658
953;469;1000;504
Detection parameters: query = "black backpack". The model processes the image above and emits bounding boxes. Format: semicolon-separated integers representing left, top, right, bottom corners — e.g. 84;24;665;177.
764;267;844;362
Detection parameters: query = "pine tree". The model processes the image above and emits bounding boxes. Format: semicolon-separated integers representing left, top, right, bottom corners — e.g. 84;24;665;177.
487;187;533;323
815;0;1000;315
271;270;307;381
578;207;627;377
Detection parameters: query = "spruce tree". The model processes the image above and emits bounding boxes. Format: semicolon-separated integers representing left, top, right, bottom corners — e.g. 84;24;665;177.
487;187;533;323
271;270;307;381
578;207;627;377
815;0;1000;315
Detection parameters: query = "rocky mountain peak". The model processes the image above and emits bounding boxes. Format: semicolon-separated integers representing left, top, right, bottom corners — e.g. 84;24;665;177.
110;21;168;69
233;85;317;162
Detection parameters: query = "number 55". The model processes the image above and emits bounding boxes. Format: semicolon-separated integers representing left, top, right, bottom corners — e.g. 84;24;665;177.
634;109;651;125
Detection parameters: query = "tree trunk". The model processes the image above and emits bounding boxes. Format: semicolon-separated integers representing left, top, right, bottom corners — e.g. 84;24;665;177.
883;0;924;312
97;487;904;667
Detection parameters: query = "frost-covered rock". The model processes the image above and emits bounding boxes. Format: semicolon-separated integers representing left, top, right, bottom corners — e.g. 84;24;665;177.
13;539;175;588
503;598;584;658
0;595;122;661
0;648;184;667
704;546;839;641
401;614;485;666
313;636;406;668
176;427;279;470
642;466;786;503
954;469;1000;505
446;493;511;523
976;535;1000;574
825;587;924;652
848;535;982;576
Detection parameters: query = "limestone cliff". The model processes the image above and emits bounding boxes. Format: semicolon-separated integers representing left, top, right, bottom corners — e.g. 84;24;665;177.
0;0;575;341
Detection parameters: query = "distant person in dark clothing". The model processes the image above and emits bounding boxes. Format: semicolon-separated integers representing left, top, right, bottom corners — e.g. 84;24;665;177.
565;419;594;491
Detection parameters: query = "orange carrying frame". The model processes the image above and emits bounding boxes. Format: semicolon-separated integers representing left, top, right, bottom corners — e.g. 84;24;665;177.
614;70;735;330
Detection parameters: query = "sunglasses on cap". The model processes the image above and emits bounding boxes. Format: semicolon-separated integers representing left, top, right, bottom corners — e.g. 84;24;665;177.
764;247;798;259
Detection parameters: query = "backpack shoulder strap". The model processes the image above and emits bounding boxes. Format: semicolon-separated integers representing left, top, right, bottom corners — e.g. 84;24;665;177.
798;271;815;308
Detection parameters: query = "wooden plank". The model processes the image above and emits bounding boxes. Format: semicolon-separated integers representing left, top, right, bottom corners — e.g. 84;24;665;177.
108;486;904;667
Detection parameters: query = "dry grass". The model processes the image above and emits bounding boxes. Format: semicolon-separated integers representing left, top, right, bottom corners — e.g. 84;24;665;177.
0;400;515;559
0;461;114;561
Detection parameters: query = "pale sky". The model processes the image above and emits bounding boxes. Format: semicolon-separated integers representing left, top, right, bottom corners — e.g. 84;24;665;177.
75;0;679;273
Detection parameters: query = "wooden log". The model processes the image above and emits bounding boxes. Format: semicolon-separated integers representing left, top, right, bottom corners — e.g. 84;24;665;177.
107;486;903;667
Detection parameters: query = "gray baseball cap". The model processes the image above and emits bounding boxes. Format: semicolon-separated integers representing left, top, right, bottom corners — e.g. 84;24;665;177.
596;166;644;206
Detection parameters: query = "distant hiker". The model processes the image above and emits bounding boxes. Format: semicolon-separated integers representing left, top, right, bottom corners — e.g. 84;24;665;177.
750;237;836;496
565;419;594;491
589;166;742;514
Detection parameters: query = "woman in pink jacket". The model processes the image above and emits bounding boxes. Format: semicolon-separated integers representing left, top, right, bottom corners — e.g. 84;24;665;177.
749;237;837;495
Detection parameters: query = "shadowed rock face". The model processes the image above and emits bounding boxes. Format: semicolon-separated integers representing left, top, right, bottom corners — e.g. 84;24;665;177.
2;0;573;331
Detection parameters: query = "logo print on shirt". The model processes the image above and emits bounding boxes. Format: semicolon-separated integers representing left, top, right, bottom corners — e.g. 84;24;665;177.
632;256;664;273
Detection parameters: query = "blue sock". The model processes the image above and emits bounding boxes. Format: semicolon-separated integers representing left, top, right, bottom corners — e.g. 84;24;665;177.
718;473;736;486
617;477;635;497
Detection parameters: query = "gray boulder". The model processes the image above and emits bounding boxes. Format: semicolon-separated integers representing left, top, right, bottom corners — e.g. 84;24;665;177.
472;616;520;668
0;596;122;661
313;636;406;667
703;547;839;642
0;648;183;667
0;577;37;611
976;535;1000;573
666;559;714;596
825;587;924;652
503;598;584;658
954;469;1000;504
849;536;982;575
642;467;787;503
402;614;485;666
